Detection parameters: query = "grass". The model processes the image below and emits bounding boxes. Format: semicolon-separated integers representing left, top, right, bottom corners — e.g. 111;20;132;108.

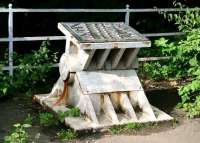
58;107;81;123
24;114;33;125
109;125;125;134
39;112;58;126
109;122;154;134
109;123;144;134
57;129;77;141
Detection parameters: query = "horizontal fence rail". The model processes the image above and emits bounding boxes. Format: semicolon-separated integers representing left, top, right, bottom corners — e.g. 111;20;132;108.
0;3;197;75
0;32;184;42
0;7;199;13
2;63;59;71
0;36;66;42
1;57;170;71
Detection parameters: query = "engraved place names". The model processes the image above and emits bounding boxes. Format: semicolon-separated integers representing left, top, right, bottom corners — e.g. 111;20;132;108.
61;22;147;43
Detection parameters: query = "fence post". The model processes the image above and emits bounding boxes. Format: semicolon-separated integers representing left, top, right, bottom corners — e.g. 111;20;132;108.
125;4;130;25
8;3;14;77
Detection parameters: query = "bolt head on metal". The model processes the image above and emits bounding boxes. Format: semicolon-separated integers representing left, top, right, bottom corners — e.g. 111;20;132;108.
126;4;130;9
8;4;12;8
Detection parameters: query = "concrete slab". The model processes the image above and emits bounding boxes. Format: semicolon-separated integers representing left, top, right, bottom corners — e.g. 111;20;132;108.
34;94;173;131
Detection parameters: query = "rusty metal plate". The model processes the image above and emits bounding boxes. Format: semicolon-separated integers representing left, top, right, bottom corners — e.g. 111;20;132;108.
59;22;149;43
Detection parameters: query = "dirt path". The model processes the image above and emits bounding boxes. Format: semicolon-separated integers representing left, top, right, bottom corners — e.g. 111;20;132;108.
94;119;200;143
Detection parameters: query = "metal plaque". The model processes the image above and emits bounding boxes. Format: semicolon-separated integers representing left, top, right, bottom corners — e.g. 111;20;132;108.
60;22;149;43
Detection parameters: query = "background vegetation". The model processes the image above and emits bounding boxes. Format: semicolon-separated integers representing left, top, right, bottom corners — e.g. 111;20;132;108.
141;3;200;118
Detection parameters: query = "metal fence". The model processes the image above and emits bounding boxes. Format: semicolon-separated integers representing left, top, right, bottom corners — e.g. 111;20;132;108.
0;3;197;77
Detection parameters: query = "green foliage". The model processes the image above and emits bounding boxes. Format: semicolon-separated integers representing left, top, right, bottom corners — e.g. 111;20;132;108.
39;108;80;126
24;114;33;125
142;2;200;80
125;123;144;130
0;62;11;98
0;67;10;98
13;40;58;93
109;123;145;134
57;129;77;141
178;80;200;118
0;40;58;98
4;123;31;143
142;61;175;80
39;112;58;126
163;2;200;32
147;2;200;118
109;125;124;134
140;2;200;118
58;107;81;123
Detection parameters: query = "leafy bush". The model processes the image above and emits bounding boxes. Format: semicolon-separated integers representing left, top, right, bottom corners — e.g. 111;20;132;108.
4;123;31;143
163;2;200;32
141;60;175;80
0;40;58;98
150;2;200;118
13;40;58;94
